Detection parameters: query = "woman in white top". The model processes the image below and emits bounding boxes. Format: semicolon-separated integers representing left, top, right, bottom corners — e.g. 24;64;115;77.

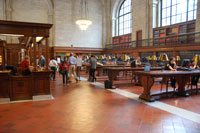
76;54;82;80
49;57;58;80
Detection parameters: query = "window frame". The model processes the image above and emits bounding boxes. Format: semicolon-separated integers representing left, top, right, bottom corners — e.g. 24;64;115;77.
117;0;132;36
160;0;197;26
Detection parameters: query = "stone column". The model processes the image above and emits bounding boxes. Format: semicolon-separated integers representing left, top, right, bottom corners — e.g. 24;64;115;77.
195;0;200;42
5;0;12;43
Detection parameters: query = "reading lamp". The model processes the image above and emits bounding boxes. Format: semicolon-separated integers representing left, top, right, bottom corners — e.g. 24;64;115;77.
159;53;169;67
176;56;181;65
0;55;2;63
146;56;152;61
84;55;89;60
193;54;199;61
99;55;104;60
159;53;169;61
107;56;111;60
122;55;130;61
152;55;157;66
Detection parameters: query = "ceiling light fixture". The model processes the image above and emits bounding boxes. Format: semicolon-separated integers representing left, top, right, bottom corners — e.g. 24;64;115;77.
76;0;92;31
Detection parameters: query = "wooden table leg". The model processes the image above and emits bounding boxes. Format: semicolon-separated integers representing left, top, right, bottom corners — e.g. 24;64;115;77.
97;68;100;76
139;76;155;102
175;76;190;97
108;70;118;88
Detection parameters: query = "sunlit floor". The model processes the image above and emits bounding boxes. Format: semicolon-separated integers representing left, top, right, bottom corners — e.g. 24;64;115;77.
0;71;200;133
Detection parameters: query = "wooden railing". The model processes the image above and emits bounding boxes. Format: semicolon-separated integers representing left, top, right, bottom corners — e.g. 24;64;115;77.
106;32;200;50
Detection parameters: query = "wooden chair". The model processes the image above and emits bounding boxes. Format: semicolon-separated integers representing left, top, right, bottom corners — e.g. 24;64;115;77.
188;76;198;94
160;77;176;95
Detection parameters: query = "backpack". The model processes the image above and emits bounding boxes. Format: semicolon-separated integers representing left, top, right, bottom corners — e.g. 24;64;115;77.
131;61;136;67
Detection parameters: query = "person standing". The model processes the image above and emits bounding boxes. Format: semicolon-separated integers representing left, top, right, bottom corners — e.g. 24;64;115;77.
40;55;45;67
89;55;97;82
76;54;82;80
69;53;78;82
49;57;58;81
60;57;69;85
20;55;31;76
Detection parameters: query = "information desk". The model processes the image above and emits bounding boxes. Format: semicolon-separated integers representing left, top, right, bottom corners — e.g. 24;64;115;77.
106;67;162;86
134;70;200;102
0;71;10;99
0;70;51;101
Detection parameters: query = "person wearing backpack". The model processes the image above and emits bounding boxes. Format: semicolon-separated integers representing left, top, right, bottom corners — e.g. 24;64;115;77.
60;57;69;85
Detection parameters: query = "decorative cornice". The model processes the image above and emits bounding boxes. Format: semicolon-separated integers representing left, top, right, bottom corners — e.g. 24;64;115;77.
52;46;105;54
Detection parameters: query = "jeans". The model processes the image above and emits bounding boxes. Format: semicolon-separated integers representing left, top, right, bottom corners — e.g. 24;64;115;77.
62;70;69;84
89;68;96;81
50;67;57;80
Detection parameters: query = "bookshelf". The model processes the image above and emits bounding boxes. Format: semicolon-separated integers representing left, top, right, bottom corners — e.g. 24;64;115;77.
153;20;196;45
153;28;166;45
112;33;132;48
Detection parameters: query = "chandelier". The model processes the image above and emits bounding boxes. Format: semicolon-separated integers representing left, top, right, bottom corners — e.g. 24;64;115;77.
76;0;92;30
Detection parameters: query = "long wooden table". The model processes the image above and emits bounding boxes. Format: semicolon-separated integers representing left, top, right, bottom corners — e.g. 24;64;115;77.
96;64;131;76
134;70;200;102
83;63;130;76
106;67;162;86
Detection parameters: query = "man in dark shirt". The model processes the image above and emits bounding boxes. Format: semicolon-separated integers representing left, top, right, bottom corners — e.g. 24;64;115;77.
89;55;97;82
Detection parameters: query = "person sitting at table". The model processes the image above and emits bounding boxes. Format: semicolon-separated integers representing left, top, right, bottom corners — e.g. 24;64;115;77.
165;57;176;88
189;60;199;85
20;55;31;76
136;57;142;67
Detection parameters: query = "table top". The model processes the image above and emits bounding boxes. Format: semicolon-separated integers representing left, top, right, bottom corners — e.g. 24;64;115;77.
0;70;11;74
134;70;200;77
105;67;162;71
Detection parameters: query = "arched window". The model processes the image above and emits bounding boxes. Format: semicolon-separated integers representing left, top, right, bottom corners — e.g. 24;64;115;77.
118;0;132;36
161;0;197;26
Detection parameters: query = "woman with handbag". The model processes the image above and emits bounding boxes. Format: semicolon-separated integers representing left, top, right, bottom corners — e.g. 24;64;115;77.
60;57;69;85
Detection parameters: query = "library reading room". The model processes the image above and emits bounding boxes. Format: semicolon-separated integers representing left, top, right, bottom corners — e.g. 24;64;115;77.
0;0;200;132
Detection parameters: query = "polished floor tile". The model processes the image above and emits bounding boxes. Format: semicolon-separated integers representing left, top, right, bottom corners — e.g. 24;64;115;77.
0;72;200;133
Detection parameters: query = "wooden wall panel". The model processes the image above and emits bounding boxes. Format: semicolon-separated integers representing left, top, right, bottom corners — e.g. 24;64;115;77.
10;76;32;101
32;71;51;95
0;72;10;98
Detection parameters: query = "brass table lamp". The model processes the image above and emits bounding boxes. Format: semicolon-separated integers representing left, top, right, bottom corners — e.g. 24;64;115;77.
152;55;157;66
176;56;181;65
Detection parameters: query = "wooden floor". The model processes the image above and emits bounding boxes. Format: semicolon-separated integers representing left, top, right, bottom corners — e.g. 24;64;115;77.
0;72;200;133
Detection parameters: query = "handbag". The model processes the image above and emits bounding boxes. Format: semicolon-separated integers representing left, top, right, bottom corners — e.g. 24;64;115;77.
59;69;65;74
